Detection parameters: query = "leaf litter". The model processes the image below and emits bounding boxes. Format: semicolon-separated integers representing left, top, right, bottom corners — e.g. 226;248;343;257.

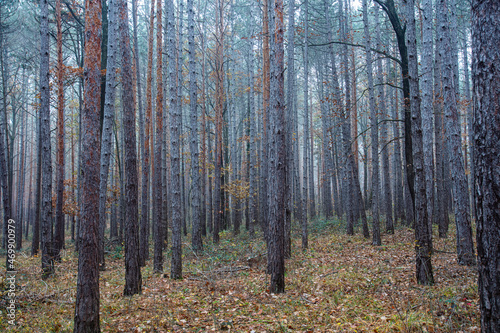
0;224;479;332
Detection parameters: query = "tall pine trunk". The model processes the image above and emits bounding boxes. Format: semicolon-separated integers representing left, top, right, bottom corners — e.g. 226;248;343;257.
119;0;142;296
375;7;393;234
153;0;164;273
168;0;182;279
39;0;53;278
188;0;202;253
268;0;286;293
54;0;65;261
74;0;102;330
98;0;118;271
213;0;224;244
362;0;380;244
472;0;500;328
437;0;475;266
421;0;435;235
406;0;434;285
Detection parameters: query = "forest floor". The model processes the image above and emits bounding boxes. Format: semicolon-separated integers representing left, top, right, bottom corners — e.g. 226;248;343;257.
0;218;479;332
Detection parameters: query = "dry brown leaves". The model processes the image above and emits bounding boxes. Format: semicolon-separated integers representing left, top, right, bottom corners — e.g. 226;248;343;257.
0;226;479;332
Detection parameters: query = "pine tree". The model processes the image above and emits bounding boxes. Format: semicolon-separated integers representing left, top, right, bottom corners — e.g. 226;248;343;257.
74;0;102;330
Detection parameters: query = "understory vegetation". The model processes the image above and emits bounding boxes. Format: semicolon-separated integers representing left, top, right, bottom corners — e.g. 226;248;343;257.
0;220;478;332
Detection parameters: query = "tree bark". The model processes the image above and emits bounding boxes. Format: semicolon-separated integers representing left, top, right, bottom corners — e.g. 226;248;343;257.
472;0;500;329
167;0;182;279
188;0;202;253
268;0;285;293
247;42;257;237
153;0;164;273
39;0;53;279
119;0;142;296
437;0;475;266
375;0;415;218
318;64;333;219
421;0;435;236
134;0;149;268
54;0;65;261
73;0;102;330
433;36;449;238
213;0;224;244
98;0;118;271
406;0;434;285
286;0;299;254
31;108;41;256
362;0;380;245
375;7;394;234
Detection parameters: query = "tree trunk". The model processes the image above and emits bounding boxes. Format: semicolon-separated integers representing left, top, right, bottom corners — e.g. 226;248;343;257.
406;0;434;285
0;4;11;253
188;0;202;253
54;0;65;261
73;0;102;330
472;1;500;329
318;64;333;219
462;38;475;220
139;0;155;268
389;52;404;225
362;0;380;245
135;0;150;268
433;37;449;238
168;0;182;279
268;0;285;293
287;0;300;254
119;0;142;296
177;0;187;238
213;0;224;244
260;0;270;246
421;0;435;236
248;41;257;237
375;7;394;234
199;7;208;236
39;0;53;279
437;0;475;266
31;108;41;256
375;0;415;217
16;75;27;250
98;0;118;271
153;0;164;273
